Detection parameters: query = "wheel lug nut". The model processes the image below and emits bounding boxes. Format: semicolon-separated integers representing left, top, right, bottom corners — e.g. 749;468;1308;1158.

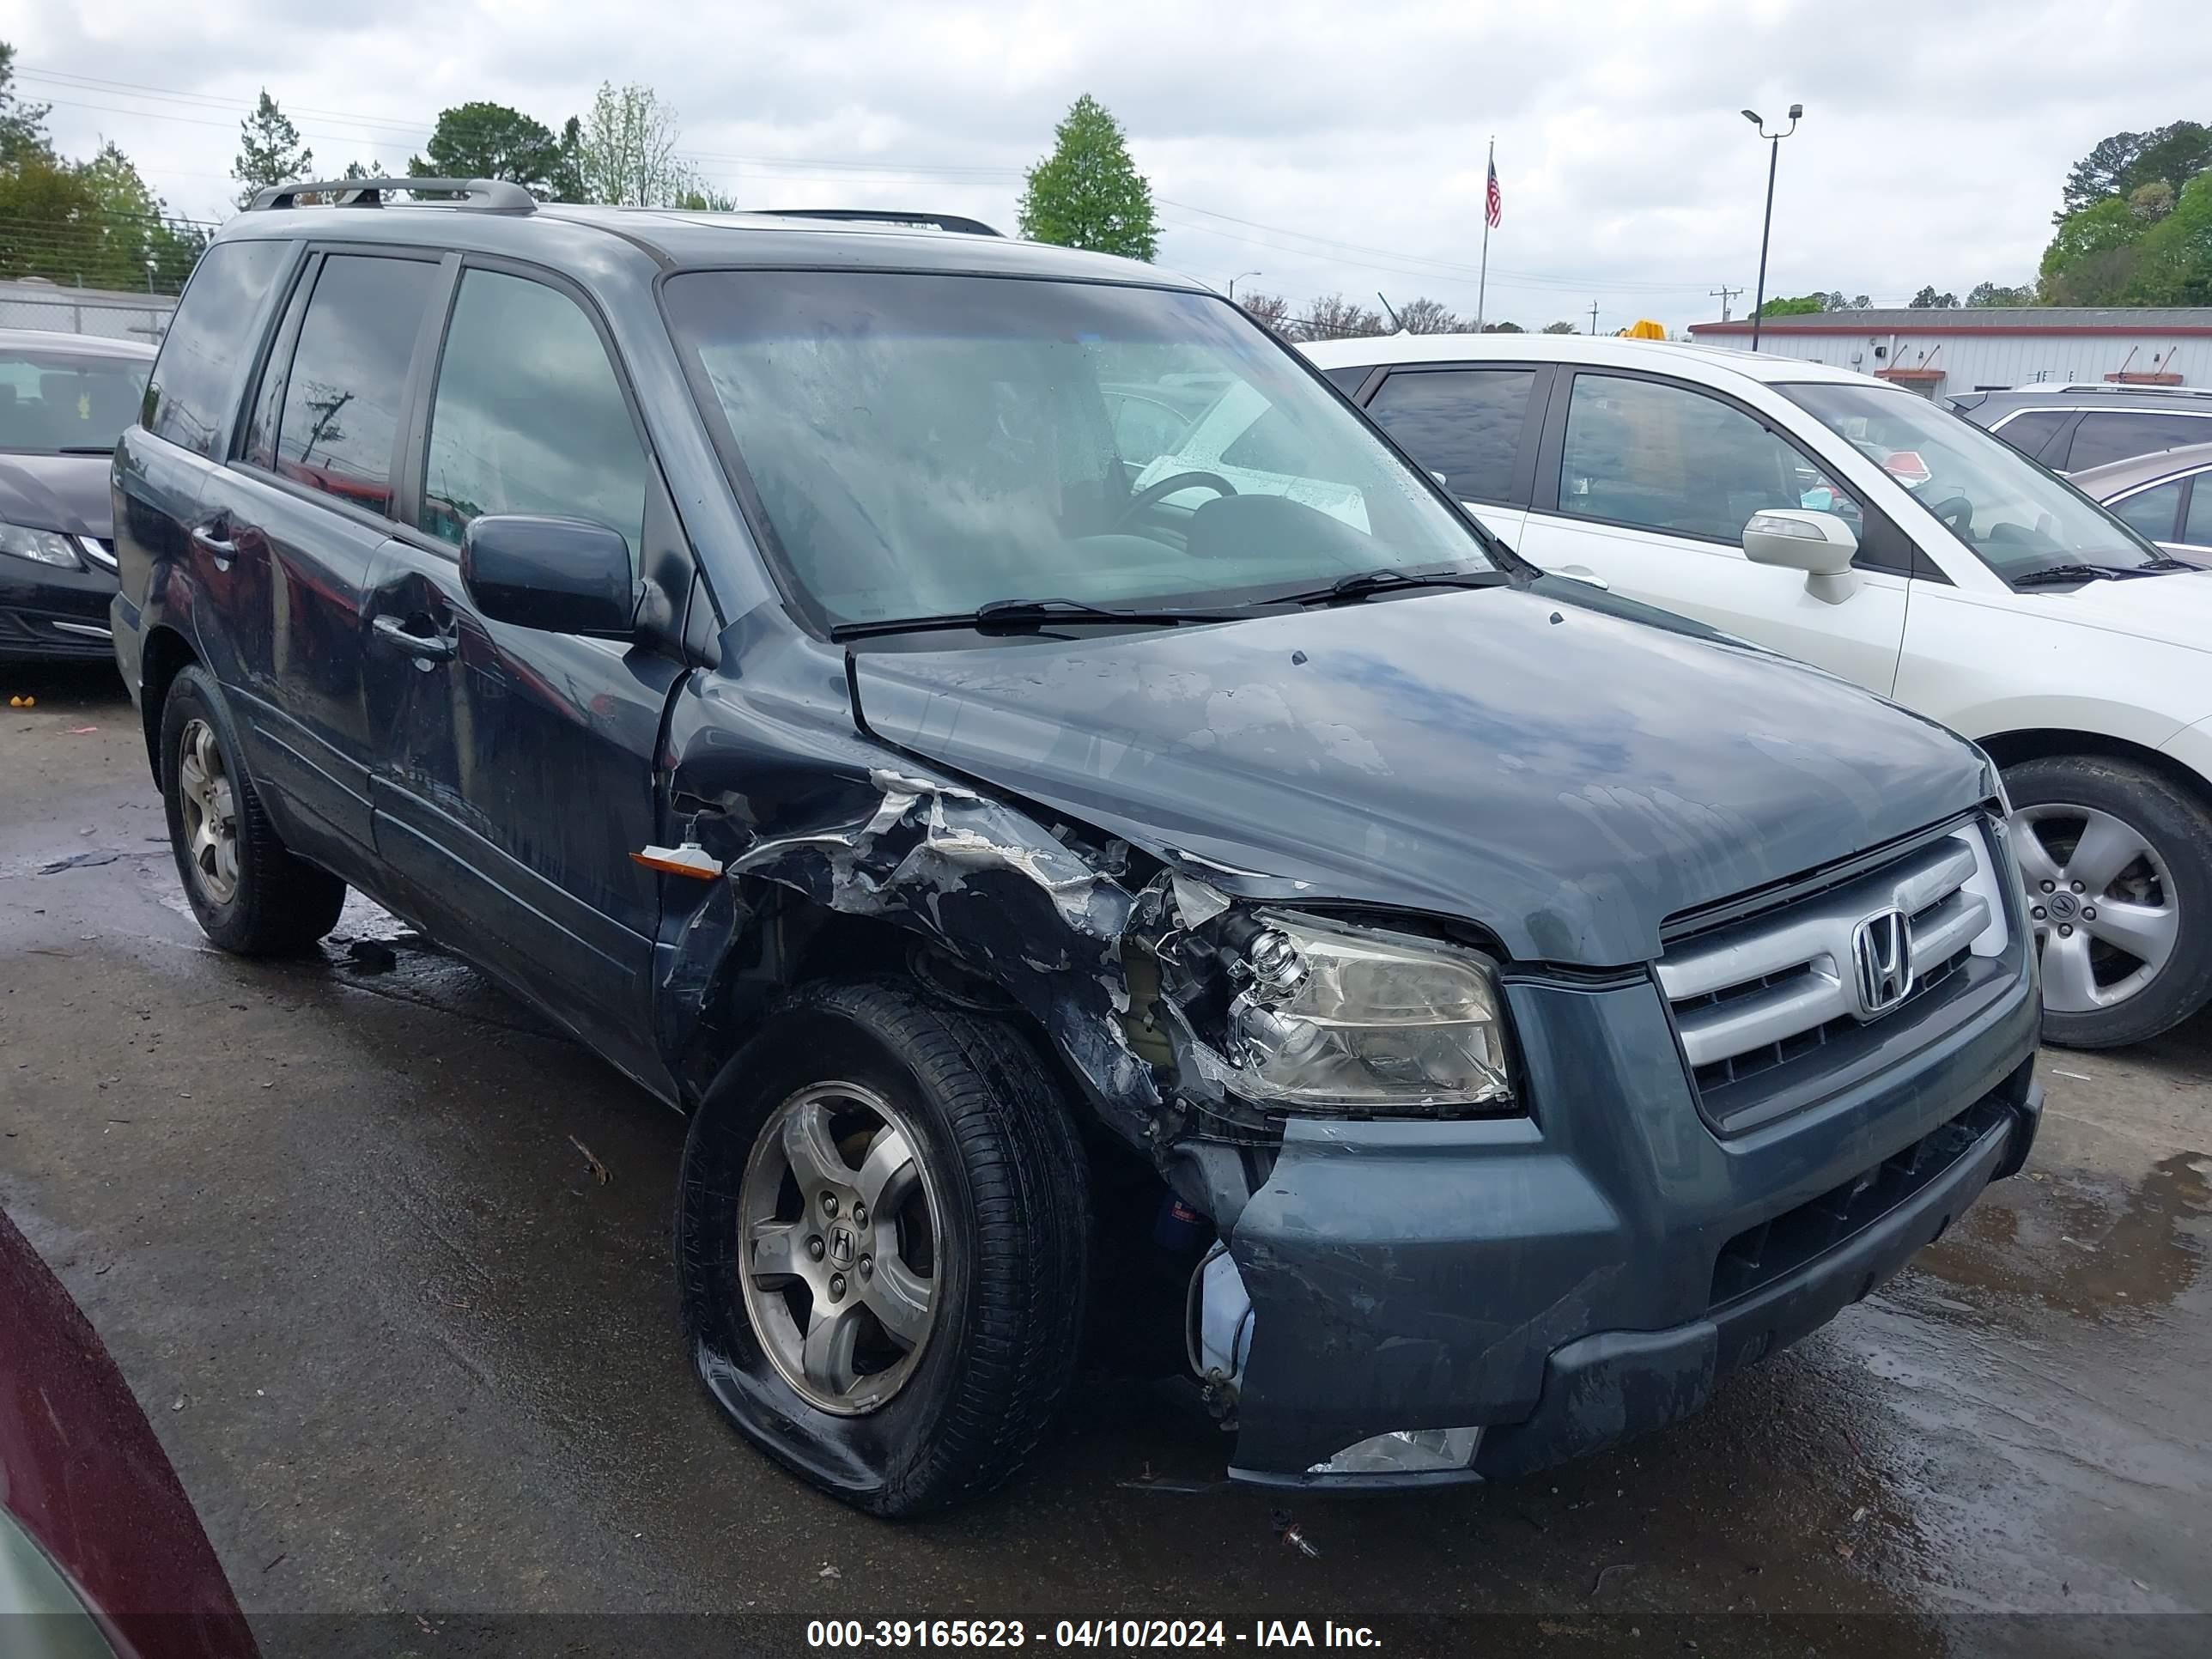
2058;923;2074;937
2039;880;2055;893
807;1236;824;1261
2032;906;2046;920
2082;906;2096;921
859;1255;873;1278
852;1204;867;1228
829;1273;847;1301
822;1193;839;1217
2070;880;2084;893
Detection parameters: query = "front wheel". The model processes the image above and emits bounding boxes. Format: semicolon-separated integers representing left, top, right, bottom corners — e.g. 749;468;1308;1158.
677;980;1090;1516
2005;755;2212;1048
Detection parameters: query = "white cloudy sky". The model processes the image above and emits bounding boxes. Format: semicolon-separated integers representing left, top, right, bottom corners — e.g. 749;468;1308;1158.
5;0;2203;331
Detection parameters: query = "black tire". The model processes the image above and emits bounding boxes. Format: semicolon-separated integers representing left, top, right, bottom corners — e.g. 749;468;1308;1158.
158;665;347;956
677;979;1090;1516
2005;755;2212;1048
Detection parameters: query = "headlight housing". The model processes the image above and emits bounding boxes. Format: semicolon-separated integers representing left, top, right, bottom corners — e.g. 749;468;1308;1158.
1216;910;1514;1114
0;522;82;568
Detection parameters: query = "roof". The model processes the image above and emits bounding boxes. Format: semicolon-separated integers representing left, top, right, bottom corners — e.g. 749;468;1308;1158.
2068;440;2212;498
215;201;1200;289
0;325;157;360
1691;307;2212;338
1297;329;1880;387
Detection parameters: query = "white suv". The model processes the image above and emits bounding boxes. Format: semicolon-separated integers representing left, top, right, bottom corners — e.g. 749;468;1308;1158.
1300;331;2212;1048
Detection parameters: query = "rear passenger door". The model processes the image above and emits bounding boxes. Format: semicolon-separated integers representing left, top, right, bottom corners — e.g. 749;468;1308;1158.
198;249;446;869
362;261;681;1097
1512;368;1909;694
1352;364;1542;543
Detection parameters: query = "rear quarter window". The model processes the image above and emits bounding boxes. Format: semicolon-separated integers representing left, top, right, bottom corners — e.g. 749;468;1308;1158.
144;240;291;458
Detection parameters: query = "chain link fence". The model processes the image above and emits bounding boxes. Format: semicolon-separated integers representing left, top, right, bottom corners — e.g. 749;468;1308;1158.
0;280;176;343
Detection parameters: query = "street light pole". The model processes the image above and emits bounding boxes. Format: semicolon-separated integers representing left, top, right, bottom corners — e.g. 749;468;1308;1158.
1228;270;1261;302
1742;103;1802;353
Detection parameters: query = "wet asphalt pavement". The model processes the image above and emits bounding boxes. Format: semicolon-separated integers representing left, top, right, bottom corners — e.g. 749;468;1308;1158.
2;662;2207;1657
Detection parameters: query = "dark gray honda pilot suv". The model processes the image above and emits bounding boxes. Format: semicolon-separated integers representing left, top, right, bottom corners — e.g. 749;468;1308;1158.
110;179;2042;1514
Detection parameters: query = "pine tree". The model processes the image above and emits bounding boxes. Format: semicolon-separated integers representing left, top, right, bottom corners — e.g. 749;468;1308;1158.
1017;94;1158;261
233;90;312;207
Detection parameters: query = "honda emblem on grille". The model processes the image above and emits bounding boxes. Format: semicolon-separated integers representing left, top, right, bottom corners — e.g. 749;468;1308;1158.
1850;908;1914;1018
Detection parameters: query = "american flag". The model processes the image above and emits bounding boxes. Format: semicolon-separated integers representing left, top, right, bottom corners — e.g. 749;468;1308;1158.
1486;156;1503;228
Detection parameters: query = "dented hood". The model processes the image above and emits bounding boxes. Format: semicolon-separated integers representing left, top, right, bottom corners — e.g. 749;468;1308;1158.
848;583;1992;967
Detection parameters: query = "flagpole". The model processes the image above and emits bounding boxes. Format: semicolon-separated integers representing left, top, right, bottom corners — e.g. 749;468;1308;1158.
1477;136;1493;330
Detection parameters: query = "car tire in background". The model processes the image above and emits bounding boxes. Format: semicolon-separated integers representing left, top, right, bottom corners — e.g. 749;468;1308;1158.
2005;754;2212;1048
158;664;347;956
677;978;1091;1516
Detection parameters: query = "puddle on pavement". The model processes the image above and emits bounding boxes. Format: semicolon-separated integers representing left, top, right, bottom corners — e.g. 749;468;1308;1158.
1917;1153;2209;1322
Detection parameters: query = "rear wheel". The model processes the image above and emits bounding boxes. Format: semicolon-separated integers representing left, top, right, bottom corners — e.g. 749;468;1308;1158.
677;979;1090;1516
159;665;346;955
2005;755;2212;1048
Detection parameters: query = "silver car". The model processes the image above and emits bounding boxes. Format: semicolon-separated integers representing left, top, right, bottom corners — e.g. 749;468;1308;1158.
2073;441;2212;562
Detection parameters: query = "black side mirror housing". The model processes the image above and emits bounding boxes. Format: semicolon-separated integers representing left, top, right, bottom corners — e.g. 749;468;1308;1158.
459;514;636;635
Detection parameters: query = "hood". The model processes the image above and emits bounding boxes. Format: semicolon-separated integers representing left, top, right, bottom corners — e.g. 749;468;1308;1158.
0;452;113;540
850;584;1992;967
2037;566;2212;648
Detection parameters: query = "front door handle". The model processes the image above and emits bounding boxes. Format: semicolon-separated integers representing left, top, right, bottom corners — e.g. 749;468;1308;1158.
1556;564;1610;591
372;612;459;662
190;522;237;570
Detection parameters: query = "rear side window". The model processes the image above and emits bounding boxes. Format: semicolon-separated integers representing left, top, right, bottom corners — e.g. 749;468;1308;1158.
1559;373;1859;544
144;240;289;458
1321;365;1371;395
274;256;440;517
418;270;649;562
2108;479;2185;542
1987;407;2067;460
2065;410;2212;471
1364;368;1534;502
2185;479;2212;547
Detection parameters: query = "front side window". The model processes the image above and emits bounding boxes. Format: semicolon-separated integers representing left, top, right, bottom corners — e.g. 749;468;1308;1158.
0;345;149;454
420;270;649;560
145;239;289;459
1782;380;2169;581
2067;410;2212;472
1364;368;1535;502
274;256;440;516
2108;478;2185;542
662;271;1493;629
1558;373;1858;543
2185;477;2212;547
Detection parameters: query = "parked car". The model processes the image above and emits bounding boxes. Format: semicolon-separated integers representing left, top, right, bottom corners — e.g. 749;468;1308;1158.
112;179;2041;1513
2;1204;260;1658
0;328;155;664
1305;331;2212;1049
1948;383;2212;473
2074;440;2212;562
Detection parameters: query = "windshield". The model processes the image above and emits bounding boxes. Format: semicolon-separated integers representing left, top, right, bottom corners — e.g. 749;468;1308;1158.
0;344;149;454
1779;381;2167;581
662;271;1495;629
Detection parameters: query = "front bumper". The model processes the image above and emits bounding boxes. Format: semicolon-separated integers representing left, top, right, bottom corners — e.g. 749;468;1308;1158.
1219;959;2041;1486
0;557;118;663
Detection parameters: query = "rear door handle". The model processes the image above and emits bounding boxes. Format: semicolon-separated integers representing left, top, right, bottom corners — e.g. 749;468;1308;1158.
373;612;459;662
191;522;237;569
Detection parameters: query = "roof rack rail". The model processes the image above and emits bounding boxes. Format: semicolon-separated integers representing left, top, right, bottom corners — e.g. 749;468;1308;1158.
245;177;538;215
2026;381;2212;395
763;207;1004;237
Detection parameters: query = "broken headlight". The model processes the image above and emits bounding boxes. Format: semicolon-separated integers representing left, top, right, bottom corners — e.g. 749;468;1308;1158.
1217;911;1514;1114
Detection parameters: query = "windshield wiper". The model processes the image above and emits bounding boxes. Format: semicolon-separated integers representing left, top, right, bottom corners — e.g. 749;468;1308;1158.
2010;562;2140;588
1270;567;1511;607
829;596;1244;641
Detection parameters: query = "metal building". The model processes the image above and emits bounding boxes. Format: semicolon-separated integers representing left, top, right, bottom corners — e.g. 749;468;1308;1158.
1686;307;2212;398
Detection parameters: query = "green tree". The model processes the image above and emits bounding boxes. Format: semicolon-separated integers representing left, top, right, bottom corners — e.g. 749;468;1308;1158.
548;117;586;203
1908;286;1959;308
410;102;566;198
1540;320;1579;333
233;89;312;207
1017;94;1158;260
2125;173;2212;304
1965;280;2033;307
575;82;697;207
76;140;206;289
0;40;52;165
1480;320;1524;332
1757;292;1828;317
2039;194;2143;303
2061;121;2212;219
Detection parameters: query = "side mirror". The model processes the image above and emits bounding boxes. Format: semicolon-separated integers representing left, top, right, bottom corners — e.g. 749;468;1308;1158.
1741;508;1859;603
460;514;635;635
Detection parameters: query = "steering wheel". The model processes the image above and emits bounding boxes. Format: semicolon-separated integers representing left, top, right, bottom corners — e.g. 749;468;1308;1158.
1116;469;1238;529
1930;494;1976;539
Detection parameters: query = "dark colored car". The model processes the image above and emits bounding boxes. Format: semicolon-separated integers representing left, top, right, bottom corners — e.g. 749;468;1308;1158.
2;1205;259;1658
110;178;2042;1514
0;328;155;663
1949;383;2212;473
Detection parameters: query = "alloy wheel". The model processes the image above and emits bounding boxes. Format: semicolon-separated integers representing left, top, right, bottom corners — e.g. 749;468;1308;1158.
737;1081;944;1415
2013;803;2179;1013
176;718;240;905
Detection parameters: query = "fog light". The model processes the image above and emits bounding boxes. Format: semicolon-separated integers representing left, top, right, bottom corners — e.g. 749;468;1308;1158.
1308;1426;1481;1477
